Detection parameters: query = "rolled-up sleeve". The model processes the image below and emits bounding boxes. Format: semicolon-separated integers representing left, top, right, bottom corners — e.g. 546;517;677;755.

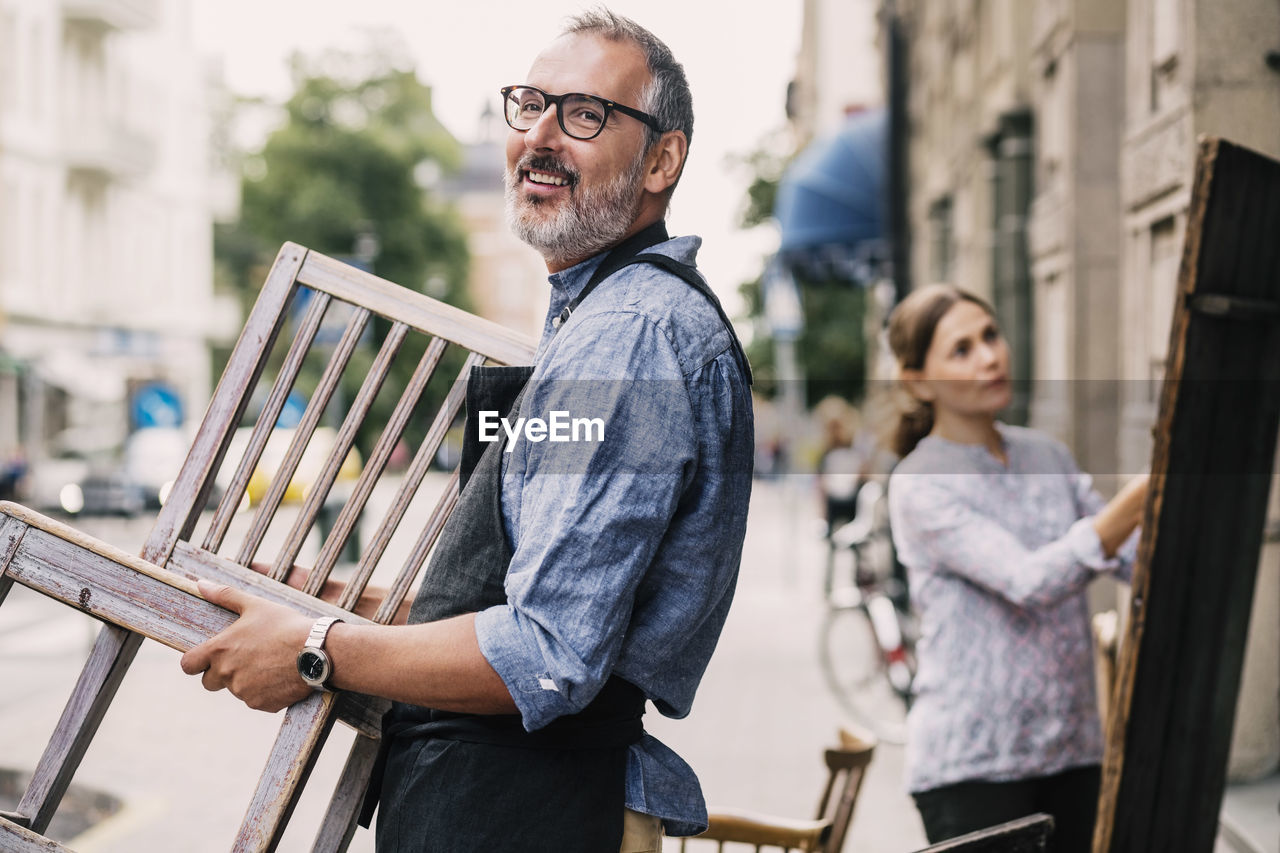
1069;464;1138;584
474;310;697;730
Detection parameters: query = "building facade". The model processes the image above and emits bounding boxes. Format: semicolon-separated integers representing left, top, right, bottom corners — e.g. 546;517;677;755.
886;0;1280;473
438;109;546;343
0;0;228;497
1118;0;1280;784
880;0;1280;801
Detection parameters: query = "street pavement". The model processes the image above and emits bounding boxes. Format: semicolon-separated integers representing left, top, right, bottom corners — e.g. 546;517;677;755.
0;476;927;852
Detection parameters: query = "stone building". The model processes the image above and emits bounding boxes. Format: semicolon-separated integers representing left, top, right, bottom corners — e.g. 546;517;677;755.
0;0;230;499
437;106;546;343
880;0;1279;839
1116;0;1280;793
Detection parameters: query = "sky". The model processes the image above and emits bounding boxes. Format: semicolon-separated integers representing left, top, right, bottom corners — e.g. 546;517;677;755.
190;0;805;309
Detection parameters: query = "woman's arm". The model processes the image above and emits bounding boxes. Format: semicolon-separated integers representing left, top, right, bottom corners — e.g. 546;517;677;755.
1091;474;1148;557
889;472;1145;609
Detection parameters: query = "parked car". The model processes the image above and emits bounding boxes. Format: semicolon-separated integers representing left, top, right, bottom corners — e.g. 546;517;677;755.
28;453;145;518
217;426;363;509
123;426;193;509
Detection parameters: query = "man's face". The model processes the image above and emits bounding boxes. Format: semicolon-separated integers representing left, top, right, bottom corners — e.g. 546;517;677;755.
505;33;654;269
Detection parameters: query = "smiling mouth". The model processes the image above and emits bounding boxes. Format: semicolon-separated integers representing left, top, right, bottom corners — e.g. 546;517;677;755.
527;169;573;186
523;168;573;188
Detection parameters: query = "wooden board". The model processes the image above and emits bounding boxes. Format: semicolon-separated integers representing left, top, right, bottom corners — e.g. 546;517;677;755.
914;815;1053;853
1094;137;1280;852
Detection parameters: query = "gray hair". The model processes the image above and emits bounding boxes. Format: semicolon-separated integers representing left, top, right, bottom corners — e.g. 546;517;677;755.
562;8;694;152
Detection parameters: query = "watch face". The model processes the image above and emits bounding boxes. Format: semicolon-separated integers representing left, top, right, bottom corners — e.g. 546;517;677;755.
297;649;330;685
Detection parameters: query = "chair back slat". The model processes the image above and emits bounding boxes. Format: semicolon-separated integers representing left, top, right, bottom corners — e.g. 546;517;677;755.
374;469;460;624
818;728;875;853
202;286;330;553
238;305;370;572
306;336;448;598
145;245;307;564
269;320;408;582
334;352;480;611
297;251;533;366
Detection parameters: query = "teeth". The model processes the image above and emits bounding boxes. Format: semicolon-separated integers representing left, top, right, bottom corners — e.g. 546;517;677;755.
527;171;568;186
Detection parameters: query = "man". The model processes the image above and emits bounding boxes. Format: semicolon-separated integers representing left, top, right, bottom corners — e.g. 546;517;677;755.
181;10;753;852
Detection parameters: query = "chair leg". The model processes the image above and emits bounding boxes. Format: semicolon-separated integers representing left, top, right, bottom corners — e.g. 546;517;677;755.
15;625;144;833
232;691;340;853
310;732;382;853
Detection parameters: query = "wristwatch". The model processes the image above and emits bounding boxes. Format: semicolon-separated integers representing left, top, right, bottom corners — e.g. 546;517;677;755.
296;616;343;692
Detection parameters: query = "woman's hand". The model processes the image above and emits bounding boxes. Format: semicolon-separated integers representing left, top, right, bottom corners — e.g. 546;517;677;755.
1093;473;1149;557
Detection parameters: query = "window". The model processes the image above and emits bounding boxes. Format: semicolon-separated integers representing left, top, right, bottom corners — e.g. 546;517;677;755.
1150;0;1180;112
929;196;954;284
1148;216;1181;386
0;11;14;115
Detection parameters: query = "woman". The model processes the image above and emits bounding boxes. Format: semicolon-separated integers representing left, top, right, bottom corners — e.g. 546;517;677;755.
884;285;1147;852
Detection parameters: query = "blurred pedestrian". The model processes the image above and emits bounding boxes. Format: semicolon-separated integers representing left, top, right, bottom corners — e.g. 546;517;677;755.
814;395;865;535
0;448;28;502
884;284;1147;852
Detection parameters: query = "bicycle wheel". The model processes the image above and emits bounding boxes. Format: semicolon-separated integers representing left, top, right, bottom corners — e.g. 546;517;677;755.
819;597;911;745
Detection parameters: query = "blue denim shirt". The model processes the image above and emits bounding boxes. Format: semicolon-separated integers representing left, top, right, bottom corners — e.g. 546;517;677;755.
472;234;754;836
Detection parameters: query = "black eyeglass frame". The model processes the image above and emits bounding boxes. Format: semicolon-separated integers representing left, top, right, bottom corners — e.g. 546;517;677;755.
500;84;664;139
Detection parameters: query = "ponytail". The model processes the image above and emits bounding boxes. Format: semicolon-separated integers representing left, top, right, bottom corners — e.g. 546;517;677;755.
892;396;934;458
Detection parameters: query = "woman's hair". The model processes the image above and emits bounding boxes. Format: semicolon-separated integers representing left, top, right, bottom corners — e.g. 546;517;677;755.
885;284;997;457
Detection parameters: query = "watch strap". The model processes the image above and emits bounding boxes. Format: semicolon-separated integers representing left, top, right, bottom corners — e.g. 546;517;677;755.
305;615;343;650
300;616;343;691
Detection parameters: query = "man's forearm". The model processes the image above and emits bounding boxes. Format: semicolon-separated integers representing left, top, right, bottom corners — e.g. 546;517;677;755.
326;613;518;714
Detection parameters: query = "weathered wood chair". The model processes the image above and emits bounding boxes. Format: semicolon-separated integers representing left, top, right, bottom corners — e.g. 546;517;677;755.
678;727;876;853
912;815;1054;853
0;242;535;851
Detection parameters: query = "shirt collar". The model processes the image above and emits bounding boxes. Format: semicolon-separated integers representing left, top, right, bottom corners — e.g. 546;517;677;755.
537;221;672;353
539;254;609;353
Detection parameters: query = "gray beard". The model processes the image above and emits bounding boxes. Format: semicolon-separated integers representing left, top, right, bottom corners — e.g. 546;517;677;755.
504;150;648;268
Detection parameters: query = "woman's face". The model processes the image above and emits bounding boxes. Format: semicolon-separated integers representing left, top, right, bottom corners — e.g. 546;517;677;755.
908;300;1012;419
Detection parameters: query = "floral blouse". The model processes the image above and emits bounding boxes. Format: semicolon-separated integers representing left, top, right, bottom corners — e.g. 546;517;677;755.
887;423;1135;793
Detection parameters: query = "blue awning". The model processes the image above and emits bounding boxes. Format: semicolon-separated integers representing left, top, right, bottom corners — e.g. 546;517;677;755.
775;108;886;255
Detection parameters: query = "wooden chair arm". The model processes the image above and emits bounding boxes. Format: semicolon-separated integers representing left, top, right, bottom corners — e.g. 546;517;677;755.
698;807;832;850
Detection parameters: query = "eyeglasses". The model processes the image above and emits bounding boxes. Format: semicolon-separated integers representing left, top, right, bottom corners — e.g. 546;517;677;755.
500;84;663;140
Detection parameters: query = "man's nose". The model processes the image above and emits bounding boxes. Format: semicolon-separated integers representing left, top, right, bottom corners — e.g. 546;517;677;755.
523;105;566;150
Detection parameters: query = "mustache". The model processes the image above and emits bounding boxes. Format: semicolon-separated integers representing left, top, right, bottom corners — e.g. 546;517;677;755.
515;154;580;186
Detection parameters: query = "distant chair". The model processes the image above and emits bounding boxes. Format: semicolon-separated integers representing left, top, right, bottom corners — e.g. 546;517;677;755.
679;727;876;853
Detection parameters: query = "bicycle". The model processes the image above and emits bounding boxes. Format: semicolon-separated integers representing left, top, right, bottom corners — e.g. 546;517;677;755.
818;479;918;745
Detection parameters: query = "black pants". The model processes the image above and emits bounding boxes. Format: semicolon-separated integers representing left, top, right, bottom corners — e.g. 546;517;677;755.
913;765;1101;853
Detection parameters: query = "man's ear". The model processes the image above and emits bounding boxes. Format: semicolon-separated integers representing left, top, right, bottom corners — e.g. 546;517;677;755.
899;368;935;403
643;130;688;195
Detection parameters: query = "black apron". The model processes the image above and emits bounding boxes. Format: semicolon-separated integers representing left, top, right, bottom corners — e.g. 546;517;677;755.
367;223;750;852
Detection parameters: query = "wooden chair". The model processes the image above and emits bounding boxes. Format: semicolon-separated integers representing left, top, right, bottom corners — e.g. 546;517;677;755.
912;814;1053;853
0;242;536;851
679;727;876;853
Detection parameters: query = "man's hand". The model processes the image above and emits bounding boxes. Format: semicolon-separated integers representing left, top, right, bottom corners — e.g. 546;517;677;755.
180;580;315;713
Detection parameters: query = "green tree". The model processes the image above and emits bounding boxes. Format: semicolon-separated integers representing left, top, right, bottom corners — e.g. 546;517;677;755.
214;44;472;453
733;140;868;404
